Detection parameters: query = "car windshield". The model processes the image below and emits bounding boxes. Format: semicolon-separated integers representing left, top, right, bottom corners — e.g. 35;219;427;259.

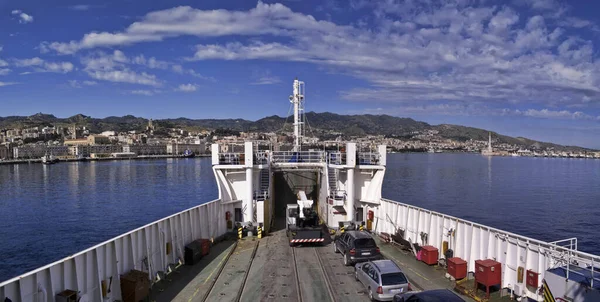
354;238;376;248
381;272;407;285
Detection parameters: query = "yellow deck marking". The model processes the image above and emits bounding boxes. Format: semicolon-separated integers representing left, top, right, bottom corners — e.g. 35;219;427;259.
187;247;232;302
386;254;431;283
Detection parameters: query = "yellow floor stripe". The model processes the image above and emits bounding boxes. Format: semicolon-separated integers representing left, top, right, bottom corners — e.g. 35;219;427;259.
187;248;231;302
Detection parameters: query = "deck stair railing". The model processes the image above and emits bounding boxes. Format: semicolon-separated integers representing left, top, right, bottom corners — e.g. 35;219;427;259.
328;152;345;165
271;151;325;163
358;152;380;165
218;152;244;165
254;151;269;165
327;167;345;206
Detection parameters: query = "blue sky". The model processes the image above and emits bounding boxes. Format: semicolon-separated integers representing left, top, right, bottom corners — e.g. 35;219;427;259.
2;0;600;148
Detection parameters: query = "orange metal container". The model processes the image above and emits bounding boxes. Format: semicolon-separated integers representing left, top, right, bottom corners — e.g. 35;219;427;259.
420;245;439;265
447;257;467;279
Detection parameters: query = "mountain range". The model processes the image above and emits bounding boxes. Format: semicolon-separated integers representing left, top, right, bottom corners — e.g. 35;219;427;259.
0;112;592;151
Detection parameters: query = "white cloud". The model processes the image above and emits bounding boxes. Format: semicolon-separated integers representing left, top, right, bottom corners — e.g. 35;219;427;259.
0;59;8;67
172;64;184;73
12;10;34;24
42;2;344;54
0;45;3;52
252;76;281;85
130;89;156;96
69;80;98;88
89;70;160;86
69;5;92;11
14;57;44;67
175;83;197;92
363;104;598;121
0;81;18;87
0;69;11;76
41;2;600;114
14;57;74;73
81;51;161;86
44;62;74;73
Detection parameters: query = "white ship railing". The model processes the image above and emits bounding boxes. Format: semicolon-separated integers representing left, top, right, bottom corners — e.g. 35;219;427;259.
358;152;381;165
218;152;244;165
0;198;233;302
328;190;346;206
254;151;269;165
327;152;345;165
271;151;325;163
377;198;600;299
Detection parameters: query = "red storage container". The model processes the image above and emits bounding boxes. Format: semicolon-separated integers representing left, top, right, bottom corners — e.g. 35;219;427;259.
447;257;467;280
526;269;538;288
199;239;211;256
475;259;501;298
420;245;439;265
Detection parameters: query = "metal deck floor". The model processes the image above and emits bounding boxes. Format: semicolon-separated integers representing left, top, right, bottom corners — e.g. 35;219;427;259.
149;230;515;302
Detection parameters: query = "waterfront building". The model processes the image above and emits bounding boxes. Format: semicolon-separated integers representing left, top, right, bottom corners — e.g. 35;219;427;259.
13;145;69;159
166;143;206;155
68;145;123;157
0;144;11;160
123;144;167;155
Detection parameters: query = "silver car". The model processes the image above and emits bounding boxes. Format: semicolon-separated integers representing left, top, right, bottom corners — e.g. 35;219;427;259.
355;260;412;301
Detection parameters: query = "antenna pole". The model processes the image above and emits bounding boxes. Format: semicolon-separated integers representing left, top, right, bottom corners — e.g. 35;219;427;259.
290;78;305;152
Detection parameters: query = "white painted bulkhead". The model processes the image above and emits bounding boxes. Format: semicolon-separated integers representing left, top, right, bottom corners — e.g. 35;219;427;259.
374;198;600;301
0;199;233;302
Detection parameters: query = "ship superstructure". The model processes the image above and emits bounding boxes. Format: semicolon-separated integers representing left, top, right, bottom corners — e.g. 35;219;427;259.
1;79;599;302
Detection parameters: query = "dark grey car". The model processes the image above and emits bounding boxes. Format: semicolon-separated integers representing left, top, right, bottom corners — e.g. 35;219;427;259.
333;231;382;266
355;260;411;301
392;289;465;302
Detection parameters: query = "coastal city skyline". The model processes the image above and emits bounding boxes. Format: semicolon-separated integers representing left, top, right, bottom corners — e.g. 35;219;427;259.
3;0;600;148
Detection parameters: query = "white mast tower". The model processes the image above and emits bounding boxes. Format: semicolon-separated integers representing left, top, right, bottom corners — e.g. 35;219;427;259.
289;78;305;152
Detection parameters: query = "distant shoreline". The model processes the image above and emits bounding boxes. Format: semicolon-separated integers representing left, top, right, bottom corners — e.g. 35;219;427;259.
0;154;211;166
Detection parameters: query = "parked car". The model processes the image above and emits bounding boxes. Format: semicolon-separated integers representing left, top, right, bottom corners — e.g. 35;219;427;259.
333;230;382;266
392;289;465;302
355;260;412;301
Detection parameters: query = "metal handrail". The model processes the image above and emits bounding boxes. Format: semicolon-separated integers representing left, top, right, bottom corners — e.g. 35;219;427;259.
218;152;244;165
328;152;345;165
271;151;325;163
358;152;380;165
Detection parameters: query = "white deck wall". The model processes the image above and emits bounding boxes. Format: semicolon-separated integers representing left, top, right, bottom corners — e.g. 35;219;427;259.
0;199;232;302
375;198;600;301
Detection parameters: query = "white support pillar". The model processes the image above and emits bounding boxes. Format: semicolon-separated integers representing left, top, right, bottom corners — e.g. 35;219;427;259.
378;145;387;166
211;143;219;165
347;168;355;221
245;167;254;223
244;142;254;223
346;142;356;221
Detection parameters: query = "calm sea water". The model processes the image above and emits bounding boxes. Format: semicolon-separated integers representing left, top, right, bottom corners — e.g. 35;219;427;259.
1;154;599;282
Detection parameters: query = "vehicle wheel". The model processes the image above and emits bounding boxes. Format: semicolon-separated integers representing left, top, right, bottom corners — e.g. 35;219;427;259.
344;254;351;266
333;242;339;253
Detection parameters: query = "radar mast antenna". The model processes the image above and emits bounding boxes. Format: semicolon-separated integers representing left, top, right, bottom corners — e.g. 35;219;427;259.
289;78;305;152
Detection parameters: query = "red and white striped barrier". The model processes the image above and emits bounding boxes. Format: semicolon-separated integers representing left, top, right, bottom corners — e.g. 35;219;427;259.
290;238;325;243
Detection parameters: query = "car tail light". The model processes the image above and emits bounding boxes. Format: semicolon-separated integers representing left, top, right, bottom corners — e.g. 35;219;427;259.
349;249;356;255
408;283;412;291
376;247;380;253
376;286;383;294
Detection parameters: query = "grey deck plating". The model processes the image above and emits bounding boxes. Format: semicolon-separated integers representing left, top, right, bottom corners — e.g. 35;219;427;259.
239;227;299;301
315;245;370;302
203;238;259;302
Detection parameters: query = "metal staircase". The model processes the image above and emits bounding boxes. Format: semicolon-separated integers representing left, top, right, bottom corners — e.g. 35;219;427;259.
255;169;269;201
328;167;345;206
